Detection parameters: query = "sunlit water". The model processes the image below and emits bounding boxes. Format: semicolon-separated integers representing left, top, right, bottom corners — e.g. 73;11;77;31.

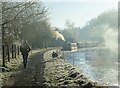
62;48;118;86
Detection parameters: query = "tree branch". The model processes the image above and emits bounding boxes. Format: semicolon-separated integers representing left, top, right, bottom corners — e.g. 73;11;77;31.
2;2;24;13
1;2;35;26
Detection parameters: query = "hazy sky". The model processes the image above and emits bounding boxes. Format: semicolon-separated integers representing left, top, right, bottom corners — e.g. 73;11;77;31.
44;1;118;29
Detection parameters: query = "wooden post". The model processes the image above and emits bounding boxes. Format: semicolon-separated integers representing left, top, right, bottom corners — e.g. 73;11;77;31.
44;40;46;49
63;51;65;62
45;40;47;49
17;46;20;55
14;44;16;59
73;53;74;66
73;58;74;66
2;44;5;67
7;45;10;62
12;44;14;59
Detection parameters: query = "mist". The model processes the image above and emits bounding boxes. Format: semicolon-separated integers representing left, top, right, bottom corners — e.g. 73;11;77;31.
103;27;118;54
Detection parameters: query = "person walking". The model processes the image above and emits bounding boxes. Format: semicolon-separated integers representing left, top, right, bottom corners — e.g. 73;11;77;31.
20;40;31;69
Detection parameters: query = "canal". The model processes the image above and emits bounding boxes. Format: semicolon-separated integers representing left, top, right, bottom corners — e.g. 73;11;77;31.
62;47;118;86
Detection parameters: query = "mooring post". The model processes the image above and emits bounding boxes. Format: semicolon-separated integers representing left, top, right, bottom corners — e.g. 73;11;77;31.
73;53;74;66
2;44;5;67
63;51;65;62
7;44;10;62
73;58;74;66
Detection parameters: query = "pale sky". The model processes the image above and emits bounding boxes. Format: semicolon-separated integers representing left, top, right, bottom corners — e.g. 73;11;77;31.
44;1;118;29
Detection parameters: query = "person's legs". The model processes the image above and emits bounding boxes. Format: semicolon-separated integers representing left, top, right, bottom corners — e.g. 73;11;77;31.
22;55;26;69
24;54;29;69
22;54;28;69
25;54;28;64
22;55;25;63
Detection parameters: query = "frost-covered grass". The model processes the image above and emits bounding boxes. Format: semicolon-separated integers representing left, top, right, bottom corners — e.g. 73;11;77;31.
43;50;103;87
1;55;23;86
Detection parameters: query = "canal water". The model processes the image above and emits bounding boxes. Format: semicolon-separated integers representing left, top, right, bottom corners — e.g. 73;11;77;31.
63;48;118;86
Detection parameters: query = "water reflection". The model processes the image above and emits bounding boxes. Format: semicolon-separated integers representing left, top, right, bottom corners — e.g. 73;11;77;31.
63;48;118;86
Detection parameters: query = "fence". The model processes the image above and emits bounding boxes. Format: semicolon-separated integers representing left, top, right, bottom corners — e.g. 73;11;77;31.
2;44;20;67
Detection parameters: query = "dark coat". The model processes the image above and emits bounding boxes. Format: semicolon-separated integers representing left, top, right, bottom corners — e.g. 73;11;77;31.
52;52;58;58
20;42;31;55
